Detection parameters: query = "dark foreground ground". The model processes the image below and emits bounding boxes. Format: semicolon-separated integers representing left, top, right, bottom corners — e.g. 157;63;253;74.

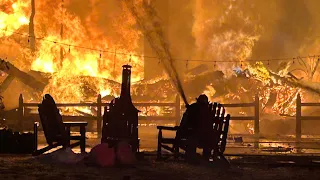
0;154;319;180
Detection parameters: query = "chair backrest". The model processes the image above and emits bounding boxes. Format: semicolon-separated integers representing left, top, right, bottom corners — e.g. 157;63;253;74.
211;103;230;154
38;94;66;145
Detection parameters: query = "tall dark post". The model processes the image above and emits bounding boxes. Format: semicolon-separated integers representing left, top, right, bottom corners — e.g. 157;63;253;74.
29;0;36;53
18;94;24;130
97;94;102;137
120;65;132;100
296;93;302;153
101;65;140;152
59;0;64;69
254;94;260;148
296;94;301;142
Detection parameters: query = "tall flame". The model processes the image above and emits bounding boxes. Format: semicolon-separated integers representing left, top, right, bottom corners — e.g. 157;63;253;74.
1;0;144;103
0;0;29;36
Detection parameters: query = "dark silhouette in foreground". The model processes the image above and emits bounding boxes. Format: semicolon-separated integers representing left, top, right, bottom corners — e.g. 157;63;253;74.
101;65;140;153
33;94;87;156
157;94;230;165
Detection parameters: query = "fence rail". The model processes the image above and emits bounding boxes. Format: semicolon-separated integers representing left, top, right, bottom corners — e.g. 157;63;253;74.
222;95;260;147
18;92;319;145
296;93;320;141
19;94;181;136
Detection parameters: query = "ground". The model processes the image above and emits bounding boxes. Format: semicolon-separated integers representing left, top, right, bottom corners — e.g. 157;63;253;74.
0;155;319;180
1;126;320;179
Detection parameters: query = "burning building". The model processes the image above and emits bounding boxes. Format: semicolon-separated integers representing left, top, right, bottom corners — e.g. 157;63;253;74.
1;0;320;136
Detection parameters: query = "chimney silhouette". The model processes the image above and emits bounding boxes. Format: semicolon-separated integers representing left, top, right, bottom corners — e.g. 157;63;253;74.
120;65;132;100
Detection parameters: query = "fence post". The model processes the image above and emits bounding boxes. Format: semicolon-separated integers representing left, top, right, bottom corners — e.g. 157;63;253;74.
175;94;181;126
18;94;24;130
97;94;102;137
254;94;260;148
296;93;301;142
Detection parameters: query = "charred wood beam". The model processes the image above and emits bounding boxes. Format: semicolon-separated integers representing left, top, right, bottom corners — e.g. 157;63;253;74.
0;59;46;92
287;72;300;80
0;74;14;93
311;58;320;80
269;71;320;95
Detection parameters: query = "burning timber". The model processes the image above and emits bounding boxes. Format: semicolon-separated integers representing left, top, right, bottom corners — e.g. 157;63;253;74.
3;57;320;120
0;59;46;93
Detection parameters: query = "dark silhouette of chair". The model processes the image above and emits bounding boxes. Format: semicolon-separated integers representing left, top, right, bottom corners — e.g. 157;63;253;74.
32;94;88;156
157;102;230;162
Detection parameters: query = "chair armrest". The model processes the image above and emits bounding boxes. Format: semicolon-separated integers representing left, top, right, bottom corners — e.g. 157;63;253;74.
63;121;88;127
157;126;179;131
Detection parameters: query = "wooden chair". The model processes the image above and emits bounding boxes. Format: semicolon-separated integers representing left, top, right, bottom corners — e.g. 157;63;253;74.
32;94;88;156
157;102;230;162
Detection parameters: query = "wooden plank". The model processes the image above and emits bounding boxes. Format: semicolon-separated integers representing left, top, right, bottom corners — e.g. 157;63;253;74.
138;116;177;120
161;138;176;144
230;116;255;120
300;116;320;121
0;60;46;92
161;144;175;152
25;114;96;121
23;102;177;107
0;74;15;93
24;103;99;107
135;103;176;106
25;114;178;121
157;126;179;130
222;103;255;107
63;122;88;126
301;103;320;106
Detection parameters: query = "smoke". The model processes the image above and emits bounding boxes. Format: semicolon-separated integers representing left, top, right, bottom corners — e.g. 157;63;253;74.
192;0;262;75
124;0;189;105
192;0;320;74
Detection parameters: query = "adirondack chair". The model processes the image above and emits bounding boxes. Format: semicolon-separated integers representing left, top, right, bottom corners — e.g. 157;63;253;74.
32;94;88;156
157;102;230;162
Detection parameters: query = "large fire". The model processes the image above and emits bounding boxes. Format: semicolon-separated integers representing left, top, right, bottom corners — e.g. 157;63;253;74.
0;1;29;36
0;0;144;103
1;0;320;136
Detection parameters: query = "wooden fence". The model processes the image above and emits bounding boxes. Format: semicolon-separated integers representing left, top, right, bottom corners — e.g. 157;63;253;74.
222;94;260;147
18;93;260;137
19;94;181;136
21;93;319;143
296;93;320;141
